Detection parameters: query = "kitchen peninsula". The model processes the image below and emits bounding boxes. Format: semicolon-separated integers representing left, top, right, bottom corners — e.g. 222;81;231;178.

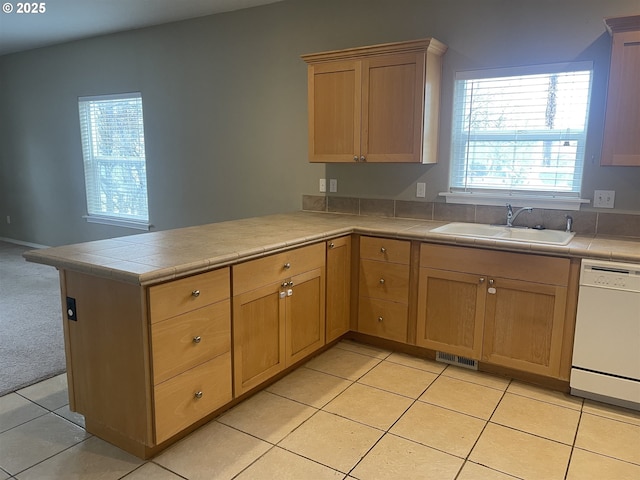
24;211;640;458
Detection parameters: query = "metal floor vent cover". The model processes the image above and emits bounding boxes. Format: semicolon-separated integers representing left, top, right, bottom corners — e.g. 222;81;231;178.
436;351;478;370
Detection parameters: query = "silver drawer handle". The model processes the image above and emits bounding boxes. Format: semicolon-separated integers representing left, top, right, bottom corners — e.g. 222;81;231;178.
283;263;291;270
193;336;202;344
194;391;203;399
378;316;384;322
379;278;385;284
191;290;200;297
380;247;386;253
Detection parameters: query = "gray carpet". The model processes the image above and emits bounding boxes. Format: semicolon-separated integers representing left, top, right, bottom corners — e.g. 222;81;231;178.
0;241;65;396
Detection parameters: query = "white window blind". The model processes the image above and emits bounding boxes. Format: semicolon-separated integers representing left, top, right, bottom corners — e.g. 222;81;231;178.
78;92;149;226
450;63;593;198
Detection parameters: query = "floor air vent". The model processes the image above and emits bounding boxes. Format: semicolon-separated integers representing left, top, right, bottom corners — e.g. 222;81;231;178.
436;352;478;370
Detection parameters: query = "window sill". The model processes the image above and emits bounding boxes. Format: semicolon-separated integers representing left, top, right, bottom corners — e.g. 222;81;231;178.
439;192;590;211
83;215;152;230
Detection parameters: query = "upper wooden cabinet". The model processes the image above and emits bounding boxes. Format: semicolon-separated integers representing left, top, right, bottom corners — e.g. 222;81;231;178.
302;38;447;163
601;15;640;166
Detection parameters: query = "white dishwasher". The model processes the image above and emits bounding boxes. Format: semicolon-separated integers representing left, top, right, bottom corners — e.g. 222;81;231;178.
571;259;640;410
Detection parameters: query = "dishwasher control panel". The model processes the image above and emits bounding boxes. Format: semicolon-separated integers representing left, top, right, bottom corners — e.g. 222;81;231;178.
581;259;640;292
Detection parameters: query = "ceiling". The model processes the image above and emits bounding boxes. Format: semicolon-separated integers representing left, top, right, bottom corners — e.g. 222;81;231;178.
0;0;285;56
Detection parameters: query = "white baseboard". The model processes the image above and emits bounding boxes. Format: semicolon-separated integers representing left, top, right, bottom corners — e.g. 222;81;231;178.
0;237;50;249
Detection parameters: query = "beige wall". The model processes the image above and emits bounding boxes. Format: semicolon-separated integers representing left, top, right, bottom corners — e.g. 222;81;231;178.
1;0;639;246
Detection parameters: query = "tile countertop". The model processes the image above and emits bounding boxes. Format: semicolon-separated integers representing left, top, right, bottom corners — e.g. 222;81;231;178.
23;211;640;286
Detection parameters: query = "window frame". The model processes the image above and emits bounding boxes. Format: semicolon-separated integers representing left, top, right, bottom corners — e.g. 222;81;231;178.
443;62;593;210
78;92;151;230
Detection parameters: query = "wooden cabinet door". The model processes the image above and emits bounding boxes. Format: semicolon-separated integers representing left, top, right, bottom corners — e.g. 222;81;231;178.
416;268;485;359
601;28;640;166
326;237;351;342
307;60;361;162
232;282;286;396
482;277;567;377
361;53;425;163
286;268;326;366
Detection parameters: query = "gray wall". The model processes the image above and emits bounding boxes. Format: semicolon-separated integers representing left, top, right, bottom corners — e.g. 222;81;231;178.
1;0;639;246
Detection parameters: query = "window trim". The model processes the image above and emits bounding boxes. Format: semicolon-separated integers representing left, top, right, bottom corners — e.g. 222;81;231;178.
446;62;593;210
82;215;152;230
78;92;150;228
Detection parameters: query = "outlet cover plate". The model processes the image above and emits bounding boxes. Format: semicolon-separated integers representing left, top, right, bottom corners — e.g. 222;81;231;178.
594;190;615;208
416;182;426;198
329;179;337;193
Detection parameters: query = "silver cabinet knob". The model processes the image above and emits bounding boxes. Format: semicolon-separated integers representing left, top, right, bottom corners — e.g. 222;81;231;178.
283;263;291;270
380;247;386;254
353;155;359;162
489;279;494;286
193;336;202;344
191;290;200;297
194;391;203;399
329;242;335;249
360;156;366;162
379;278;385;284
479;277;485;284
377;316;384;322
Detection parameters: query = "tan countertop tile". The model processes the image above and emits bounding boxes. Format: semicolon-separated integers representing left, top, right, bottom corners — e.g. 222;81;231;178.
23;211;640;286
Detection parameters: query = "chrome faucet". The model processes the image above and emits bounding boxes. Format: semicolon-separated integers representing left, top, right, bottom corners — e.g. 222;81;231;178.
506;204;533;227
565;215;573;232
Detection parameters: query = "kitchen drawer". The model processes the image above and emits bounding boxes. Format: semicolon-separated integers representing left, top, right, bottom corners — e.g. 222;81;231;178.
360;237;410;265
151;300;231;384
233;243;325;295
154;352;232;444
358;297;408;343
149;267;230;323
359;259;409;303
420;244;570;286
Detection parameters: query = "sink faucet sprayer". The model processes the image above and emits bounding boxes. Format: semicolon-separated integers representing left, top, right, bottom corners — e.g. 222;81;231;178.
506;204;533;227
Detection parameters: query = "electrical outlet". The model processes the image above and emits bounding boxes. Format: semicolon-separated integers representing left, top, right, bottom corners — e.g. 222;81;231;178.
319;179;326;193
5;215;10;224
329;179;337;193
416;182;426;198
594;190;615;208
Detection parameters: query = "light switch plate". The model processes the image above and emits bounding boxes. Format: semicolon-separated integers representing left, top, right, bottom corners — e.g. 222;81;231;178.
329;179;337;193
594;190;615;208
416;182;426;198
319;179;326;193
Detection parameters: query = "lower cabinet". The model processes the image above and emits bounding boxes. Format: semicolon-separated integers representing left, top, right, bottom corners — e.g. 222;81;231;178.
417;244;570;378
232;243;326;396
416;268;485;359
357;236;411;342
61;266;233;456
153;352;232;443
326;236;352;342
482;277;567;376
58;233;578;460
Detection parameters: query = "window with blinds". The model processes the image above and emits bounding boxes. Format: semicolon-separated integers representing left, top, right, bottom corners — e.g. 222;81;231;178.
78;92;149;227
449;63;593;199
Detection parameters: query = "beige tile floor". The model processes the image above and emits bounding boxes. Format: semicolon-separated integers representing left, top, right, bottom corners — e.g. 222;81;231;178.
1;340;640;479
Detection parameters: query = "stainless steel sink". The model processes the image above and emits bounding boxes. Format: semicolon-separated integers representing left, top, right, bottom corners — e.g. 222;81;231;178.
430;222;575;245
